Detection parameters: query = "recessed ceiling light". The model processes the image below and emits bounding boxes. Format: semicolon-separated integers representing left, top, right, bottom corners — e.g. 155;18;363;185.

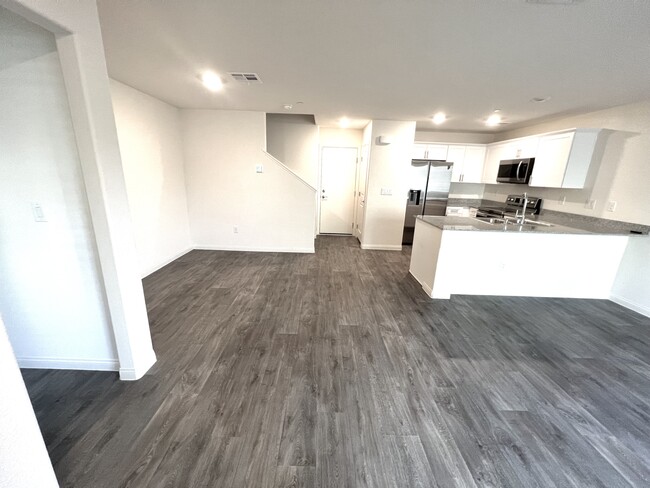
432;112;447;125
486;112;502;127
531;96;551;103
201;71;223;92
283;104;293;110
339;117;350;129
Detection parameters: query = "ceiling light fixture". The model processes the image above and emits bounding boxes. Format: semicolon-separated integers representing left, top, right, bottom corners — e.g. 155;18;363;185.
486;111;502;127
339;117;350;129
283;104;293;110
201;71;223;92
432;112;447;125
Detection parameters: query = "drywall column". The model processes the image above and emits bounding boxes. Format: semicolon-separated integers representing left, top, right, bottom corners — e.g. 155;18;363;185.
0;316;59;488
3;0;157;379
361;120;416;250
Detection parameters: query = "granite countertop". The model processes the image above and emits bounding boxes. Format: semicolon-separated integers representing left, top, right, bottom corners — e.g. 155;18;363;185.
416;215;641;235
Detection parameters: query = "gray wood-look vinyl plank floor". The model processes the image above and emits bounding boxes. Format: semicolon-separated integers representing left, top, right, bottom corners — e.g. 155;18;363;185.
21;236;650;487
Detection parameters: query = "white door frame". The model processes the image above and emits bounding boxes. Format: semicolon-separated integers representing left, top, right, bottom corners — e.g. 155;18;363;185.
318;145;359;235
354;143;370;240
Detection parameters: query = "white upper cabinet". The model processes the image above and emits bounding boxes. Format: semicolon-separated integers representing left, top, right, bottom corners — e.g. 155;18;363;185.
482;143;508;184
447;145;486;183
447;145;466;182
412;143;449;160
529;129;601;188
502;136;540;160
411;143;428;160
462;146;487;183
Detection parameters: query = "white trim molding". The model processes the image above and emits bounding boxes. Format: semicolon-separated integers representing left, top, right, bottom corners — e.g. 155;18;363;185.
360;243;403;251
142;247;194;278
194;245;314;254
18;357;119;371
610;294;650;319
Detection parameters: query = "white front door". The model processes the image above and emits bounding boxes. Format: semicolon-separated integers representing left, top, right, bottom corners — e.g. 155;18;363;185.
320;147;357;234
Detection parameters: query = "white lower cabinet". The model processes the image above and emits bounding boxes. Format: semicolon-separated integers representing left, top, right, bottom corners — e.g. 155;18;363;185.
529;129;601;188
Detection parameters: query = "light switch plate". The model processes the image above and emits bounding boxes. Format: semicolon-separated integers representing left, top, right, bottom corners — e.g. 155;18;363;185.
31;203;47;222
380;188;392;196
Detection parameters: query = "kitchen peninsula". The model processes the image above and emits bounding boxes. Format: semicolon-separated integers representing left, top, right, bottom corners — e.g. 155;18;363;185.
409;214;636;300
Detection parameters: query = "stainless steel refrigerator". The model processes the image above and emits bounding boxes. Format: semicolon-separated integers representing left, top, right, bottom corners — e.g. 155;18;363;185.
402;159;453;245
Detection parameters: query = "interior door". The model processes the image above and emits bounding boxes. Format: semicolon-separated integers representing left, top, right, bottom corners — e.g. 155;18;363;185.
320;147;357;234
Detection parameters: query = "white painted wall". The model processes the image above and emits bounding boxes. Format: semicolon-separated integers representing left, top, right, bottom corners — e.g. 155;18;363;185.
0;6;118;370
361;120;417;250
415;130;495;145
611;237;650;317
110;79;192;277
484;100;650;317
182;110;316;252
266;114;319;188
4;0;157;380
319;127;363;148
0;316;58;488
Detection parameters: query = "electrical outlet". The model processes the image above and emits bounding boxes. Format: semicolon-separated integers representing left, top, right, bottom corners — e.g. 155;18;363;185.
255;164;264;173
606;201;617;212
233;225;239;233
585;199;596;210
559;196;566;206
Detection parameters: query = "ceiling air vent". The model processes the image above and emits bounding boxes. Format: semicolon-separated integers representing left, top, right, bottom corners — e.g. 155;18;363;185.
228;72;262;84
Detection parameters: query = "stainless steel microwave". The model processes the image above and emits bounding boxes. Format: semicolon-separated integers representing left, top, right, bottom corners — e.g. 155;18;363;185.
497;158;535;184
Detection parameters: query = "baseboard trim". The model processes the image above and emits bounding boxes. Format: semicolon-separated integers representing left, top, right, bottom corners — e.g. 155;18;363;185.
609;294;650;318
142;246;194;278
360;244;403;251
421;282;434;298
194;245;314;254
120;348;157;381
18;357;119;371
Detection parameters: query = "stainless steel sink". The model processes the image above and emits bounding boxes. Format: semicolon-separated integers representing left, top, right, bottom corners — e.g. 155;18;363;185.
473;217;554;227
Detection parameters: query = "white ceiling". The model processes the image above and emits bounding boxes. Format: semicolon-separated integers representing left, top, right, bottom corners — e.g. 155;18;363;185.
97;0;650;132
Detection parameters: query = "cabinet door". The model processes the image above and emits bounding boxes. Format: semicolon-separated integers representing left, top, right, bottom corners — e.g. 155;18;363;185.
482;143;507;184
530;132;574;188
446;145;466;182
461;146;487;183
426;144;449;161
411;144;428;160
509;136;539;158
